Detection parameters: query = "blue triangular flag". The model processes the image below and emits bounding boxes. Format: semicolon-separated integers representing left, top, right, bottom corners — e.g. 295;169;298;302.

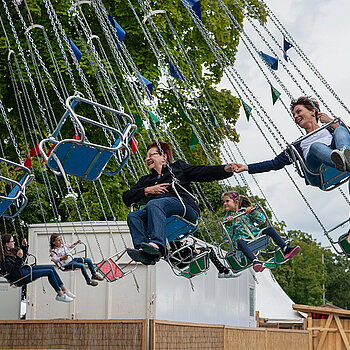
181;0;201;21
107;14;126;50
259;51;278;70
67;36;82;63
169;60;187;81
283;37;293;61
137;73;153;97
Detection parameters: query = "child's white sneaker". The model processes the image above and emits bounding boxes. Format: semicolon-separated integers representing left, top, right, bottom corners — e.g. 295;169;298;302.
56;294;73;303
64;290;76;298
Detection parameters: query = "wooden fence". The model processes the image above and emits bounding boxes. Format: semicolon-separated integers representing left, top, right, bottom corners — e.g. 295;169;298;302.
0;319;309;350
0;319;147;350
151;320;309;350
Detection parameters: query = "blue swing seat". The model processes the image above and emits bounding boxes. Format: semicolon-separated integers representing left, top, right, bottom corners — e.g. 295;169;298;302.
39;95;137;181
166;215;198;243
0;159;34;218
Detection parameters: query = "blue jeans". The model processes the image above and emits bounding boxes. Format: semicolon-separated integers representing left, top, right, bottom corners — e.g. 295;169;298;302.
305;126;350;187
19;265;63;293
237;227;287;262
65;257;96;283
127;197;198;255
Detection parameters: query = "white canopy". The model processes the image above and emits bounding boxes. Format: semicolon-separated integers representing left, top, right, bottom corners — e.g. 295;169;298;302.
255;269;306;324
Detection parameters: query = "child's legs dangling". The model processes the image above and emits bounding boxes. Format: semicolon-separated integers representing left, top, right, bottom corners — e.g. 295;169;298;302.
236;239;256;262
261;227;287;249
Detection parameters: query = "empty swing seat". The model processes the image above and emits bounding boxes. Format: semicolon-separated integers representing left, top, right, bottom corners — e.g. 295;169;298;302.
39;95;137;181
338;232;350;256
0;159;34;218
95;249;136;282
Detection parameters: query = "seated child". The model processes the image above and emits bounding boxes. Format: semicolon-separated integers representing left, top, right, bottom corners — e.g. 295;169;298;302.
221;191;300;272
50;234;103;286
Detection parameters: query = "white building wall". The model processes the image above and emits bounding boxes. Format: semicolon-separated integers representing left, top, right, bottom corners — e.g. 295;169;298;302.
26;221;255;326
0;277;21;320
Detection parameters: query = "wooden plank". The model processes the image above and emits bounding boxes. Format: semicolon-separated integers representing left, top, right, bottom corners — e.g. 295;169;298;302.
294;304;350;319
315;314;333;350
334;315;350;350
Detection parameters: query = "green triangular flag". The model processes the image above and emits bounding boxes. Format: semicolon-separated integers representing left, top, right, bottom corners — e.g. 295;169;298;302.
242;101;252;121
210;114;218;127
135;114;144;131
179;106;194;125
270;84;281;105
148;110;159;126
189;129;199;150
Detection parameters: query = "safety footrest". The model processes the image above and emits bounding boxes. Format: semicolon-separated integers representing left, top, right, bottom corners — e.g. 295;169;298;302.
338;232;350;256
263;249;286;269
180;251;210;279
225;235;269;273
95;249;136;282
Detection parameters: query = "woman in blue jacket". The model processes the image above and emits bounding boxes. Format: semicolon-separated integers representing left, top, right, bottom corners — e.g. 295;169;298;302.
233;97;350;188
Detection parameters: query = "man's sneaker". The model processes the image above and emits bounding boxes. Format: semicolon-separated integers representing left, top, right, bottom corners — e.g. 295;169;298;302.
87;280;98;286
331;149;347;172
56;294;73;302
283;245;301;260
64;290;76;298
92;274;104;281
218;270;241;279
344;149;350;171
253;260;265;273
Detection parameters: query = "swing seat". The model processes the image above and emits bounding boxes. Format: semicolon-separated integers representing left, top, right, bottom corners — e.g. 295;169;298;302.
0;159;34;218
225;235;269;273
39;95;136;181
180;251;210;279
263;248;287;269
289;119;350;191
338;232;350;256
166;215;198;243
96;258;124;282
95;249;136;282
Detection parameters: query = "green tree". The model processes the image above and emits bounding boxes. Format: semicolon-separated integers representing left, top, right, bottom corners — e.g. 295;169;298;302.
0;0;267;228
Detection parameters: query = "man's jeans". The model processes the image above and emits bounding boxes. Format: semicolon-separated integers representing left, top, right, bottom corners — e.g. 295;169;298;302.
305;126;350;187
127;197;198;255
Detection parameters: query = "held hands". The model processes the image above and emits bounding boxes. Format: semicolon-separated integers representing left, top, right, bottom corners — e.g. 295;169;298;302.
227;163;248;173
144;183;171;196
60;255;69;261
21;239;27;247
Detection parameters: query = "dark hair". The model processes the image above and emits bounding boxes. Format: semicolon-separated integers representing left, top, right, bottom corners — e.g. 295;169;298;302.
290;96;320;122
221;191;251;209
147;141;173;165
0;234;14;263
50;234;61;250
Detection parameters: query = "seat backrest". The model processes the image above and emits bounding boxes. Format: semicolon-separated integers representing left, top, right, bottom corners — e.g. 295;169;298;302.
246;235;269;255
166;216;198;243
48;142;114;181
96;258;124;282
320;164;350;190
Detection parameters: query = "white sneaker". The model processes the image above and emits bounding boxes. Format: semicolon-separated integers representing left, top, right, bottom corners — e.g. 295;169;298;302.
218;271;241;279
56;294;73;303
64;290;76;298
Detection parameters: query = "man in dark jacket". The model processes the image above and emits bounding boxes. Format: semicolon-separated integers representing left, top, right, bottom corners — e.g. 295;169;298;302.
122;141;235;265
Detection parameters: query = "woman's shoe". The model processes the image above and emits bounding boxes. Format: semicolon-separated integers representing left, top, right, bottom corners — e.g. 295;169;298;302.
140;243;161;260
56;294;73;302
64;290;76;298
87;280;98;286
92;274;104;281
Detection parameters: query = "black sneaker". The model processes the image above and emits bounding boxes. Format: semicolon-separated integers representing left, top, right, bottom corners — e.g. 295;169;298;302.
331;149;347;172
127;248;157;265
344;149;350;171
140;243;162;259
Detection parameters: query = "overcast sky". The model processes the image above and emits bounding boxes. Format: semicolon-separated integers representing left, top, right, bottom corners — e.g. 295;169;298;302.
220;0;350;247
